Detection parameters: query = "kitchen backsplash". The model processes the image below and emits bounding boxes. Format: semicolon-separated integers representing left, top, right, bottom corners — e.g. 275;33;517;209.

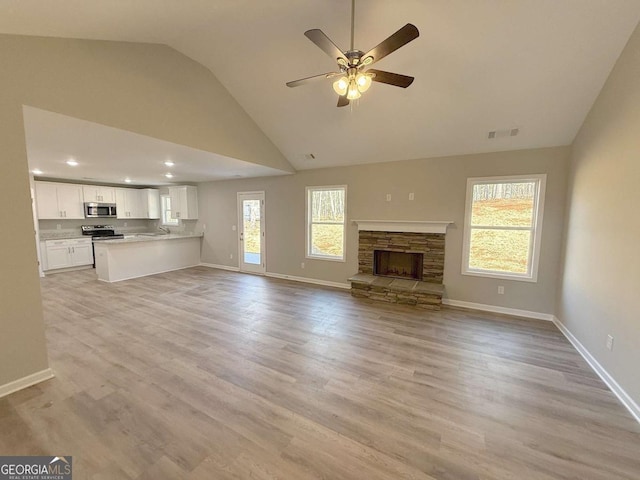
39;218;198;239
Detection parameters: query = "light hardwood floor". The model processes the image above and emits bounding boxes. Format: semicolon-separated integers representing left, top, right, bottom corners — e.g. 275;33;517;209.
1;267;639;479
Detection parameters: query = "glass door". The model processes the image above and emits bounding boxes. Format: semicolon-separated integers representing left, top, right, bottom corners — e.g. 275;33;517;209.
237;192;265;274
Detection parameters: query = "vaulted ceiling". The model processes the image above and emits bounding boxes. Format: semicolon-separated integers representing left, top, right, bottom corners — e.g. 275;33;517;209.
2;1;640;172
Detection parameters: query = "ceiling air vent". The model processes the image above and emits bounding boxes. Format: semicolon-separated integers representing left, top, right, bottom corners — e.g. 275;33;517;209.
488;127;520;139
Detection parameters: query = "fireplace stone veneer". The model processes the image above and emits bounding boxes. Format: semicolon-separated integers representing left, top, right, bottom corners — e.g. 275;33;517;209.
350;230;446;309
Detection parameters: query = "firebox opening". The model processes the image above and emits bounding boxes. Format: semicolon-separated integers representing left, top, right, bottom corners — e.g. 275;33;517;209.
374;250;424;281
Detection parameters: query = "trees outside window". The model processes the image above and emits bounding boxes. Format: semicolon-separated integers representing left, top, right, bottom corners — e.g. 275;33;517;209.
462;175;546;281
306;186;347;261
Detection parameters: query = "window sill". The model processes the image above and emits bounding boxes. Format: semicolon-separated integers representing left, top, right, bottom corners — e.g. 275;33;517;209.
462;269;538;283
306;254;346;263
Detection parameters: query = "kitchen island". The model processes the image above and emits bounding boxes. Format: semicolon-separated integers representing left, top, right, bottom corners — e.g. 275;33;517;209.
94;233;203;282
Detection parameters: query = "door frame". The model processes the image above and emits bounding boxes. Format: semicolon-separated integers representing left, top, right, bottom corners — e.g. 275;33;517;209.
237;191;266;274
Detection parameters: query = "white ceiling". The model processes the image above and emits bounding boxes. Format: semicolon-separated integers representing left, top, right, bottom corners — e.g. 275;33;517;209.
3;1;640;175
23;106;289;186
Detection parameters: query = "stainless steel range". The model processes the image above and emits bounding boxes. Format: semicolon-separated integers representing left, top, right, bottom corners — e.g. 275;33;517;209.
81;225;124;267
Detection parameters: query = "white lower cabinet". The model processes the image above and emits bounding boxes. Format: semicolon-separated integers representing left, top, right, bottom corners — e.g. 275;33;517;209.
43;238;93;271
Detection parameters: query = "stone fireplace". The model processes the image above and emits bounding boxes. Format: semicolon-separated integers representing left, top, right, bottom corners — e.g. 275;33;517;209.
349;220;451;310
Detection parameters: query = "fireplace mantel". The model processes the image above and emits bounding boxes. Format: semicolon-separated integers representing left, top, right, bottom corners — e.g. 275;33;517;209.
352;220;453;234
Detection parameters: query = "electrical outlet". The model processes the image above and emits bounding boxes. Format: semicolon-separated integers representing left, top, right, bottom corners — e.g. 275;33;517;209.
202;223;206;231
606;334;614;351
409;192;415;200
232;225;236;231
301;262;305;269
229;253;233;260
498;286;504;295
56;224;61;230
386;194;392;202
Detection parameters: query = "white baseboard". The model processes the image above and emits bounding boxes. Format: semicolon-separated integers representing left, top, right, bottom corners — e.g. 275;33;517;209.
265;272;351;290
442;298;554;321
43;265;92;276
199;263;240;272
552;316;640;424
0;368;54;399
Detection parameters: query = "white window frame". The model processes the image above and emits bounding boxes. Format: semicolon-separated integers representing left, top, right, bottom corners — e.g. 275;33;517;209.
306;185;347;262
462;174;546;282
160;194;179;227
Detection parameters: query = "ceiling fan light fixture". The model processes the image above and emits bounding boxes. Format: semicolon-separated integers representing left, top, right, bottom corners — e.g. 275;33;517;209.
333;76;349;96
347;79;362;100
356;72;372;92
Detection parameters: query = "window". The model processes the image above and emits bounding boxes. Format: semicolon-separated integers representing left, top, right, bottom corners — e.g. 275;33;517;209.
161;195;179;226
306;186;347;261
462;175;546;281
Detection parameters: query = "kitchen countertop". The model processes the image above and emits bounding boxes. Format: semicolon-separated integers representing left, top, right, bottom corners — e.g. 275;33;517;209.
40;232;87;240
40;231;202;241
96;232;203;244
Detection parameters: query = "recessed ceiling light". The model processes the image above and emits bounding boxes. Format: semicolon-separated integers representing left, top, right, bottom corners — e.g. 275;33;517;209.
32;169;43;175
165;173;173;178
124;178;132;183
164;161;175;167
66;159;78;166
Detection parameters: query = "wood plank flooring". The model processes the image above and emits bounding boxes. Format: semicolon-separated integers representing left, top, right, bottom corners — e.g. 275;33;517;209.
1;267;639;479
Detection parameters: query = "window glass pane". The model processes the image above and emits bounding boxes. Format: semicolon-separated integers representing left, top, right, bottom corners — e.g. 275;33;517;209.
311;224;344;258
161;196;178;225
471;182;535;227
243;199;261;265
311;190;344;223
469;228;531;274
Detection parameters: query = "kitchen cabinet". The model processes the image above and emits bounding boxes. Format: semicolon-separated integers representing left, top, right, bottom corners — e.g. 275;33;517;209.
35;181;85;219
43;238;93;271
115;188;146;219
143;189;160;219
83;185;116;203
168;186;198;220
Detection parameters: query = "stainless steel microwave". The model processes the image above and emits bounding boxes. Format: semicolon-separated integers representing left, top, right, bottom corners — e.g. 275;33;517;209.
84;202;117;218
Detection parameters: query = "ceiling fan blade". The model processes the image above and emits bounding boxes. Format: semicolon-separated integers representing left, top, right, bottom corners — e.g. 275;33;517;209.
286;72;342;88
368;69;414;88
304;29;349;64
337;95;350;107
362;24;419;65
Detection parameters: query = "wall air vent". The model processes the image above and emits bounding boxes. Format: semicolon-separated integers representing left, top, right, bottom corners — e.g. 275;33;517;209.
488;127;520;139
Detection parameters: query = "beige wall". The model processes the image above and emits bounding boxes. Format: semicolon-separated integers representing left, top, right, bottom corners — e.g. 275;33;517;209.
557;23;640;403
0;34;291;388
197;146;569;314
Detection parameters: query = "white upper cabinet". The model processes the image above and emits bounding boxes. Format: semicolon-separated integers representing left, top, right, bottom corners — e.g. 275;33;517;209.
35;181;85;219
143;189;160;219
115;188;146;219
168;186;198;220
36;181;159;220
83;185;116;203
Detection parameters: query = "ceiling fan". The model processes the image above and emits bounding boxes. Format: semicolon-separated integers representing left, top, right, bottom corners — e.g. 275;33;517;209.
286;0;419;107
